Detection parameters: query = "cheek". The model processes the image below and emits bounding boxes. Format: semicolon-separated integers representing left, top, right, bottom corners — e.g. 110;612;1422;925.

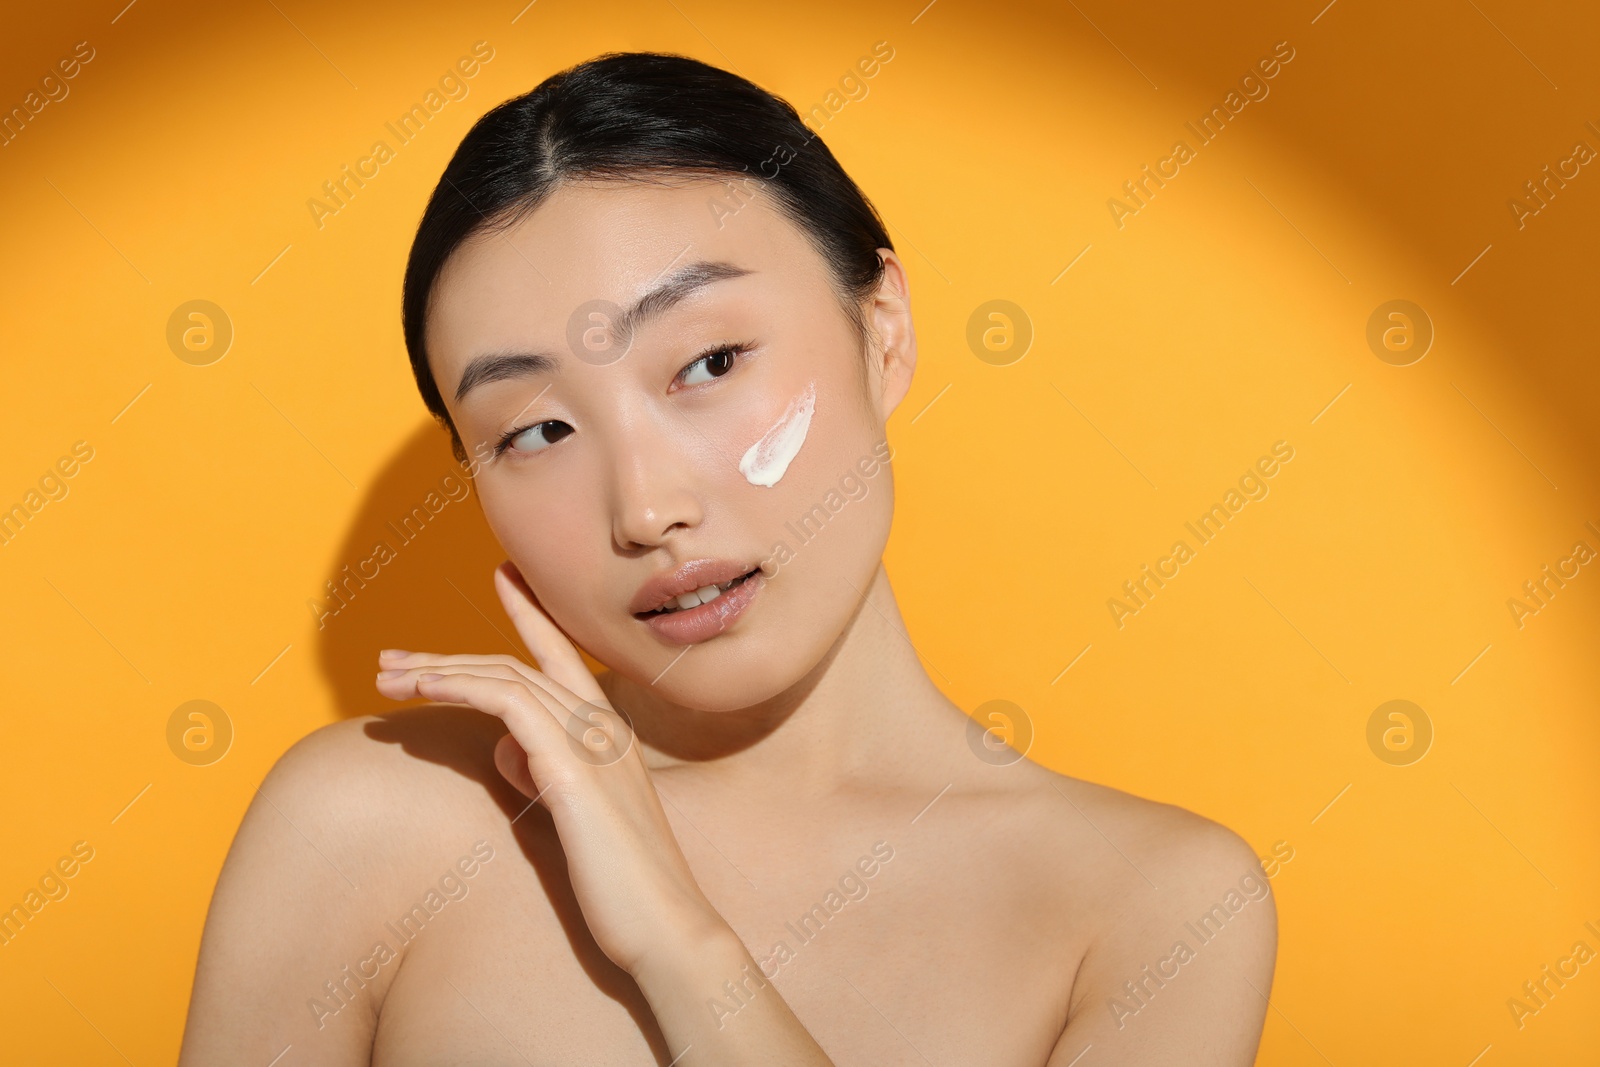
737;381;816;487
748;383;893;571
479;479;597;589
783;375;877;489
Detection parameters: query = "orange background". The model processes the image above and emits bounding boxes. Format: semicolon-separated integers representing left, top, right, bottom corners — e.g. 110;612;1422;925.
2;0;1597;1063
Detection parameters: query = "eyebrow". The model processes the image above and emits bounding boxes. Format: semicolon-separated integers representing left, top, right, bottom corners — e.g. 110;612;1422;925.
452;259;754;404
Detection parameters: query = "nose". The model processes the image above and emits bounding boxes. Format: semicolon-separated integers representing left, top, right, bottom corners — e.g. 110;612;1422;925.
608;438;705;551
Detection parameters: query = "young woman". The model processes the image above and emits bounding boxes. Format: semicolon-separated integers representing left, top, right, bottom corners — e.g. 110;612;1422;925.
180;52;1276;1066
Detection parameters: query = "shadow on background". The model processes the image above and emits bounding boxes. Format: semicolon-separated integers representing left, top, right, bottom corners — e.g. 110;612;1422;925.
308;420;526;718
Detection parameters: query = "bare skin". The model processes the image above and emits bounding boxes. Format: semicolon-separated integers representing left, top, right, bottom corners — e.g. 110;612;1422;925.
179;176;1275;1065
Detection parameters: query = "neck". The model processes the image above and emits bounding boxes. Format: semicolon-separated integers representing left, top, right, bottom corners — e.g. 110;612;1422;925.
595;561;960;797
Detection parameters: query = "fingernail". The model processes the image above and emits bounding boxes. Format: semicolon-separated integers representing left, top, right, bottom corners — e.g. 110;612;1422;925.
419;673;444;682
379;649;409;659
377;669;405;680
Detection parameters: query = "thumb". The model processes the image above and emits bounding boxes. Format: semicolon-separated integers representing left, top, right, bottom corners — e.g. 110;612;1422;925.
494;731;541;801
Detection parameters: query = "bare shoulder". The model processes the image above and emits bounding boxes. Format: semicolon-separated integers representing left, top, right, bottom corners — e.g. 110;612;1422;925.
179;706;521;1066
238;706;523;878
996;760;1277;1065
265;705;518;825
1029;761;1264;890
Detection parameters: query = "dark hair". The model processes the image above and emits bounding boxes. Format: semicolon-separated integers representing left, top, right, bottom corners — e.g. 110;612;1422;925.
401;50;894;463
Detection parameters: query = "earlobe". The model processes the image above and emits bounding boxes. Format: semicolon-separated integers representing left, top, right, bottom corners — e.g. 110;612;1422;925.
880;326;917;422
870;249;917;420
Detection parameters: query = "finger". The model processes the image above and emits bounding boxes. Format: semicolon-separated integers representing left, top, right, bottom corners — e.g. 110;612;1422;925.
376;665;569;799
494;731;541;801
377;651;544;689
378;650;539;671
377;661;561;706
497;659;618;723
414;669;636;774
413;672;579;786
494;561;607;703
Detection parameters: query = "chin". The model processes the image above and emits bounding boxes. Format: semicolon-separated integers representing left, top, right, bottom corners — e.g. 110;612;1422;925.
636;626;832;713
658;661;813;714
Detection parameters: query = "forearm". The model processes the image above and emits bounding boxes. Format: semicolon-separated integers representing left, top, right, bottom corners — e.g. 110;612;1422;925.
631;921;834;1066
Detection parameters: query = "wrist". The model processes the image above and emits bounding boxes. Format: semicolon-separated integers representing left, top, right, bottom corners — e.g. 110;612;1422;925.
623;907;832;1064
628;908;745;986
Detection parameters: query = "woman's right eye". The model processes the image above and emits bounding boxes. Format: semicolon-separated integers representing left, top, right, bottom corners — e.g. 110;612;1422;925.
498;420;574;456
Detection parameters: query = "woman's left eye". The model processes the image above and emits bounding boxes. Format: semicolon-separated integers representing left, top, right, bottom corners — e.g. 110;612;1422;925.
676;343;749;387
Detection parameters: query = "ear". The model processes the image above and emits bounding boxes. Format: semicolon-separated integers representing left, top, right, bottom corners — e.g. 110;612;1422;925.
865;248;917;421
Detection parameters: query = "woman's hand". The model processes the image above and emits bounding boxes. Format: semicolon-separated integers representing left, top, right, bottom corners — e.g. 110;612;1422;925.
373;560;726;979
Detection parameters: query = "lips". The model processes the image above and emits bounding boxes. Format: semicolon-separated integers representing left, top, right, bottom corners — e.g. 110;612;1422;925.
629;557;767;647
629;558;763;617
638;567;765;646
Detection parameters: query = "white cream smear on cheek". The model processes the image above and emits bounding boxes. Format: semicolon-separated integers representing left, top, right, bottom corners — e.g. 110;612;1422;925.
738;382;816;487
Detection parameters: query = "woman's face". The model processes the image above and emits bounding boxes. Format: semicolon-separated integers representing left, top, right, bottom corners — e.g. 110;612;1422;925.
424;177;916;712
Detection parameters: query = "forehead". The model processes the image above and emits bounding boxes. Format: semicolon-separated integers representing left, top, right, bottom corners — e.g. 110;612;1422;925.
425;177;831;379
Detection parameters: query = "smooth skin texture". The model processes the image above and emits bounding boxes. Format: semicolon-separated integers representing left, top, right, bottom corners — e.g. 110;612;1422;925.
179;176;1275;1065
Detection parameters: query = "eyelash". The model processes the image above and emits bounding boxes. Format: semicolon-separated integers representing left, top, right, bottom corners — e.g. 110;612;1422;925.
491;340;755;458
